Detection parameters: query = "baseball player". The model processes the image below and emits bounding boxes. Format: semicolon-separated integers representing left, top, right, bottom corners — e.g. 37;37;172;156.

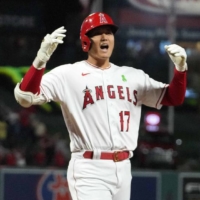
14;12;187;200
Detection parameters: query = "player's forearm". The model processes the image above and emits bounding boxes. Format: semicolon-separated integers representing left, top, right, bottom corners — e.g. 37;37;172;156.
161;68;186;106
20;64;45;94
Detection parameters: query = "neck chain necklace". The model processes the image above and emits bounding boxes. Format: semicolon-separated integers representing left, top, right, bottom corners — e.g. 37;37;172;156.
86;60;111;70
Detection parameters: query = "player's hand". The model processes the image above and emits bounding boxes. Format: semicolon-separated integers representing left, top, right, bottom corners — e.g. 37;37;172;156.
36;26;67;63
165;44;187;71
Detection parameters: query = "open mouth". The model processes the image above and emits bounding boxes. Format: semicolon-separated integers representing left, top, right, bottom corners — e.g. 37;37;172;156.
100;44;109;50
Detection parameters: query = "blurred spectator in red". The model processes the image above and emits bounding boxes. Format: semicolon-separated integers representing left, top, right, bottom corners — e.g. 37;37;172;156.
53;132;71;168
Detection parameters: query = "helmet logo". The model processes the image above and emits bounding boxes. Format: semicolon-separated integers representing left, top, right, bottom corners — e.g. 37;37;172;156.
99;13;108;24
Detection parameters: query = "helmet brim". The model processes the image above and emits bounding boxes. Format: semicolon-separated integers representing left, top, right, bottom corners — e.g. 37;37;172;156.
86;24;118;37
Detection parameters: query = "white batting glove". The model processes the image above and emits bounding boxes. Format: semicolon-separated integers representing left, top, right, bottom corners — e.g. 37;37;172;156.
165;44;187;72
33;26;67;69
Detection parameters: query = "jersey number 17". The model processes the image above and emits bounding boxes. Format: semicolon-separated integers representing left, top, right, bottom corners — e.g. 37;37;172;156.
119;111;130;132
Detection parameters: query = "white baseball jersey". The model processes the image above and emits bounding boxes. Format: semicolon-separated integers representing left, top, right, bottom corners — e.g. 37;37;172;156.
40;61;167;152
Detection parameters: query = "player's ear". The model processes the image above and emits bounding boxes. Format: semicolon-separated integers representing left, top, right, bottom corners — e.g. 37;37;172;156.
88;38;94;51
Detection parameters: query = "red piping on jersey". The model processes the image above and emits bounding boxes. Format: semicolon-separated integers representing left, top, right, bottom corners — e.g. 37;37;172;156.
20;65;45;94
156;84;167;108
161;68;187;106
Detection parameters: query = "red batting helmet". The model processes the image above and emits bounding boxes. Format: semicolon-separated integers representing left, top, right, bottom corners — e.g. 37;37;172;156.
80;12;118;52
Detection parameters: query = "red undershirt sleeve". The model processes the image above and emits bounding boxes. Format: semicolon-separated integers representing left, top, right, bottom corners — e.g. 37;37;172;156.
20;65;45;94
161;68;187;106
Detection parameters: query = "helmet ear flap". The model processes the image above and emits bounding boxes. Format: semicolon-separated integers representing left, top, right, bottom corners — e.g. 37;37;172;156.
81;35;91;52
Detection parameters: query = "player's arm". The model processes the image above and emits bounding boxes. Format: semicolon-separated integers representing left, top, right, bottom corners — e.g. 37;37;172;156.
161;44;187;106
14;27;67;108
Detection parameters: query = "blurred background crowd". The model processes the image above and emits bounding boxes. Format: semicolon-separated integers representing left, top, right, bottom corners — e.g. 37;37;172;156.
0;0;200;171
0;102;71;168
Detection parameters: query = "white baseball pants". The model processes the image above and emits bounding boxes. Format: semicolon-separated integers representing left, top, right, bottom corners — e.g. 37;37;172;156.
67;154;132;200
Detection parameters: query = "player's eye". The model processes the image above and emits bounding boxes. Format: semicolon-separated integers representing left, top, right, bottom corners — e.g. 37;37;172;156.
87;30;101;37
87;26;113;38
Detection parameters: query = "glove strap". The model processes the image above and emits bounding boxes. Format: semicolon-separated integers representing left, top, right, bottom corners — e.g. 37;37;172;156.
175;63;188;72
33;57;46;69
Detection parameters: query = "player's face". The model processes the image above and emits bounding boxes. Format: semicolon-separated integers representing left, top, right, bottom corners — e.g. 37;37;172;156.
88;26;114;61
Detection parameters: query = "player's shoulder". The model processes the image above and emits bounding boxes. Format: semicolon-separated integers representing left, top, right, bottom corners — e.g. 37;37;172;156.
55;61;83;69
111;63;145;74
49;61;85;73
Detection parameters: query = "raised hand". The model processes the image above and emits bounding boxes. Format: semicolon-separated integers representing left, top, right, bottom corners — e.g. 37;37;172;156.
165;44;187;71
37;26;67;63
